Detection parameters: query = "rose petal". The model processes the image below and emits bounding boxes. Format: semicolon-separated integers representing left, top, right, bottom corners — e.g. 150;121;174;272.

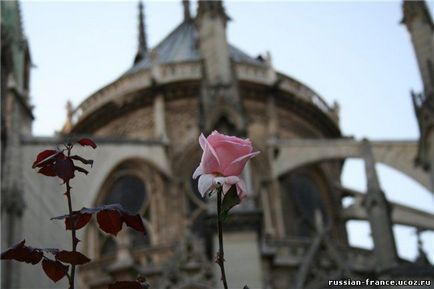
210;139;252;176
236;179;248;200
199;133;207;151
200;135;221;174
231;151;260;165
198;174;215;197
222;151;259;177
192;165;204;180
209;131;252;147
224;176;240;185
213;143;252;170
220;176;240;194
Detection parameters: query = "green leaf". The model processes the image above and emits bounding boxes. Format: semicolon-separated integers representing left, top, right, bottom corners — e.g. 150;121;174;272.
220;185;241;221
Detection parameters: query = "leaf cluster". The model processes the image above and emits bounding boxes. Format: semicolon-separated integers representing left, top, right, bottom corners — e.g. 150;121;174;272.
1;138;147;288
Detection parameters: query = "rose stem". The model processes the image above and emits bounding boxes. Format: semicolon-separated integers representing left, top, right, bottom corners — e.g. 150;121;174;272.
65;146;77;289
217;188;229;289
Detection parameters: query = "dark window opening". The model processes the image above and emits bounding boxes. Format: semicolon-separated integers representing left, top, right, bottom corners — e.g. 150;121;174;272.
104;176;146;214
215;116;237;136
280;174;325;237
99;174;150;257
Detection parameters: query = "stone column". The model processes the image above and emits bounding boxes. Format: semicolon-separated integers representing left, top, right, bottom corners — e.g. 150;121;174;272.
362;140;398;272
260;180;275;237
403;1;434;190
1;78;26;289
267;94;278;139
153;93;169;143
402;0;434;97
196;1;232;86
195;1;246;134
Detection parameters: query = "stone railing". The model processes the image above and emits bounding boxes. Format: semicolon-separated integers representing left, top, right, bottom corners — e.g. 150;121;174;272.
236;65;336;123
236;63;270;84
278;75;331;114
159;61;202;83
73;62;202;123
72;61;336;126
73;69;153;122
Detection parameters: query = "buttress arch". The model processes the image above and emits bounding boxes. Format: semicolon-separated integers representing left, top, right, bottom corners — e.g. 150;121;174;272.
270;139;431;192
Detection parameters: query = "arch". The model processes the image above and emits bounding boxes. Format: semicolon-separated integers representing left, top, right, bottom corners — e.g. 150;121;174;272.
80;143;171;207
172;139;209;237
82;157;164;259
172;139;202;179
206;104;245;134
271;139;431;192
279;168;327;237
94;158;154;208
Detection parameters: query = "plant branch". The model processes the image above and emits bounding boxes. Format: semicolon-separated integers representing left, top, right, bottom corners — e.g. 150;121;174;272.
216;188;229;289
65;147;76;289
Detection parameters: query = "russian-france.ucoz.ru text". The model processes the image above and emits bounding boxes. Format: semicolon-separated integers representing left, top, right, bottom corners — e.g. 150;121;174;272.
328;279;432;286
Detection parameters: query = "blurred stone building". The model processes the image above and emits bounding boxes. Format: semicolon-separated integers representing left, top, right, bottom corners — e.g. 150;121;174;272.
1;1;434;289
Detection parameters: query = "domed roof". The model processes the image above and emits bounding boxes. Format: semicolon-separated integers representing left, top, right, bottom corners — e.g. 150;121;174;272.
69;5;340;137
124;20;265;76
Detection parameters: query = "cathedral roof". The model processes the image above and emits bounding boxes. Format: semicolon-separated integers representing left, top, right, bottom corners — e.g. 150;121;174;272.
124;20;265;76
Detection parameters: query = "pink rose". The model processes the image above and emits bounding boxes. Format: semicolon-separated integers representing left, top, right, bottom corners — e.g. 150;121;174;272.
192;131;260;199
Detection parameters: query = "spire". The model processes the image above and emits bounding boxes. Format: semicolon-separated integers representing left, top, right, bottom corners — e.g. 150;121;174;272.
197;0;230;24
402;0;434;97
402;0;434;180
402;0;433;30
134;1;147;64
182;0;191;21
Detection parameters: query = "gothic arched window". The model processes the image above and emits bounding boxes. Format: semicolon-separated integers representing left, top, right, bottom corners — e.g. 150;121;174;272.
104;176;146;214
280;173;325;237
99;175;150;257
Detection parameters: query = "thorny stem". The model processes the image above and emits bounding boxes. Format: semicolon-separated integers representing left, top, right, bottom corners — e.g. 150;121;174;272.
216;188;229;289
65;147;76;289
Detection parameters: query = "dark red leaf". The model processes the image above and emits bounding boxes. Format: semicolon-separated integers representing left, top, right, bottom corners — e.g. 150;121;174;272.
70;155;94;167
108;281;143;289
54;158;75;182
38;165;57;177
24;248;44;265
74;166;89;175
96;210;123;236
65;213;92;230
1;240;25;258
52;204;144;236
55;250;90;265
123;214;146;234
42;258;68;283
77;138;97;149
1;240;43;265
32;150;58;168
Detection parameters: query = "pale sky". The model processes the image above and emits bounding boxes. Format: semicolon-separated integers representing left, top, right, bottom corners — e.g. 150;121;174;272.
21;0;434;263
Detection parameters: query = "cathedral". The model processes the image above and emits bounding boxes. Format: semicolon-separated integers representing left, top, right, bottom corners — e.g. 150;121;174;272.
1;1;434;289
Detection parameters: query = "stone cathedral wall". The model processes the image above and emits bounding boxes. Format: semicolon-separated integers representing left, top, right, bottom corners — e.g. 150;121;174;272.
94;106;154;138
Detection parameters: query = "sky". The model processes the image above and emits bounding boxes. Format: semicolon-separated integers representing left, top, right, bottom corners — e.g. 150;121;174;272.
20;0;434;263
